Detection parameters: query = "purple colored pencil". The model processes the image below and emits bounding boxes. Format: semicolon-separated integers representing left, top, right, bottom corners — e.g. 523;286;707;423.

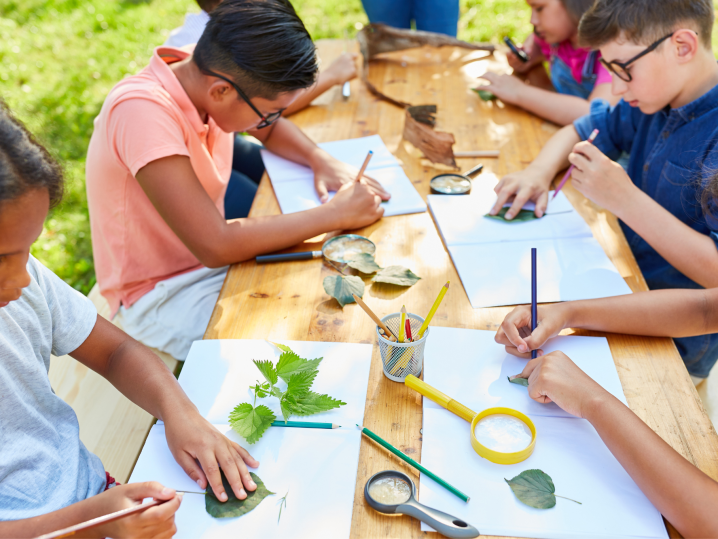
552;128;599;199
531;247;537;360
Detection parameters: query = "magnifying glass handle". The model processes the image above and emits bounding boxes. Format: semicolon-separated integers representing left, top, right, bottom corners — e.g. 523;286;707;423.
397;501;479;538
256;251;322;263
405;375;476;422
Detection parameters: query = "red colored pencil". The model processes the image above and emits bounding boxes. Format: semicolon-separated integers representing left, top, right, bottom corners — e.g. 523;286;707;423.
405;318;413;341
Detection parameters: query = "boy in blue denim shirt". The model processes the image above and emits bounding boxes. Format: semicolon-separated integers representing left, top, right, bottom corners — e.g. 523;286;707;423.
489;0;718;382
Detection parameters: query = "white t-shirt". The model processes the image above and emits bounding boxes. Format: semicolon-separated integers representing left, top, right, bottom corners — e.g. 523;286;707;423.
164;10;210;48
0;256;105;520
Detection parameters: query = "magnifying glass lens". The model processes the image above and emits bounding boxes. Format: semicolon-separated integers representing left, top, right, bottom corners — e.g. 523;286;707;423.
368;476;412;505
474;414;533;453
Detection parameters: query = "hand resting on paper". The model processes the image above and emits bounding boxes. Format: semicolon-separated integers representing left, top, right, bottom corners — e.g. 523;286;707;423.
311;152;391;204
495;303;570;358
489;165;553;220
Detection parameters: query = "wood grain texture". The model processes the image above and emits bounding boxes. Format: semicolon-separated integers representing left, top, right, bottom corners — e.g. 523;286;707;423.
202;40;718;538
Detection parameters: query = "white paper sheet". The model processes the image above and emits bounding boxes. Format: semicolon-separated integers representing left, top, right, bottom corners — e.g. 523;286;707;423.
130;424;363;539
422;327;627;418
448;238;632;308
418;409;668;539
261;135;426;217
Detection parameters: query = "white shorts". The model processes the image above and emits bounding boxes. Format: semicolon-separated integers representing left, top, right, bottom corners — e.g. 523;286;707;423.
115;266;228;360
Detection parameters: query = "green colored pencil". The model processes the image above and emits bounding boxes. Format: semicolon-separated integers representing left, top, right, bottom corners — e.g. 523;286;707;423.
357;424;470;502
271;421;340;429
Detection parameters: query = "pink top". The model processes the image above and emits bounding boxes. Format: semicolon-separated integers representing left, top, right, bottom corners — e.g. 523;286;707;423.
86;46;233;316
534;35;612;86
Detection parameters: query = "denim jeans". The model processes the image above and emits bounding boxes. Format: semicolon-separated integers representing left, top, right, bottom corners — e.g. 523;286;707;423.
224;135;265;220
361;0;459;37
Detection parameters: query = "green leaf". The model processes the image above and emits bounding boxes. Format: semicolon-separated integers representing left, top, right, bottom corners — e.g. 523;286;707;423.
205;470;275;518
276;351;323;383
228;403;276;444
505;469;581;509
286;370;318;396
485;207;541;223
280;394;295;423
288;391;346;416
346;253;382;274
472;88;496;101
253;381;271;398
253;359;278;386
269;341;294;354
278;491;289;523
508;375;529;388
323;275;365;307
372;266;422;287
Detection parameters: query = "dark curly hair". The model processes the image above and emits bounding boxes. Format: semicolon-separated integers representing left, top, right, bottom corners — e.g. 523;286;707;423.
0;100;64;209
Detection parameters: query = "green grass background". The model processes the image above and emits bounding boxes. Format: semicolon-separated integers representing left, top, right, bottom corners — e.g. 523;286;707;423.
0;0;714;292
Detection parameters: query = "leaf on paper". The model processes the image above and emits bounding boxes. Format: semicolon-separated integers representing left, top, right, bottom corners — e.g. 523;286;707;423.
254;359;278;385
228;403;275;444
252;381;271;398
508;375;529;387
485;207;540;223
346;253;382;274
472;88;496;101
205;470;275;518
289;391;347;416
372;266;422;287
269;341;294;353
323;275;365;307
276;351;322;383
505;469;581;509
286;370;317;396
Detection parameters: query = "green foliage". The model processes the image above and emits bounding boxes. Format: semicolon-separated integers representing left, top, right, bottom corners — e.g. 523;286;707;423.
228;403;276;444
372;266;422;286
505;469;581;509
485;207;540;223
508;375;529;387
277;490;289;523
347;252;382;274
205;470;275;519
473;88;496;101
323;275;364;307
276;350;323;383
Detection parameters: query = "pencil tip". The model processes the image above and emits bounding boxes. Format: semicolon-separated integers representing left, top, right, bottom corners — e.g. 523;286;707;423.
333;424;341;429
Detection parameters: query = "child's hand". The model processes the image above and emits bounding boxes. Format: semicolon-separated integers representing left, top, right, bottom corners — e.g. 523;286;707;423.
477;72;526;105
568;141;637;214
163;412;259;504
490;165;553;219
510;351;609;419
495;304;570;357
94;482;181;539
325;52;359;86
312;153;391;203
329;180;386;229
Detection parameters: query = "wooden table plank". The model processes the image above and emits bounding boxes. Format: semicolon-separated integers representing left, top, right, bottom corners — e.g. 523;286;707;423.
205;39;718;538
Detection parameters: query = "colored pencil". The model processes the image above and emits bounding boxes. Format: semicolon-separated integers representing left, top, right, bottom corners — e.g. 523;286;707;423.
531;247;537;360
355;150;373;182
416;281;450;339
352;293;397;341
399;306;406;343
357;425;470;502
405;317;413;341
271;421;340;429
454;150;500;158
552;128;599;199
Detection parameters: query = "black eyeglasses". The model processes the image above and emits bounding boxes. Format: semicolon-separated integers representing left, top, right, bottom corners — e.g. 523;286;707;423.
201;68;284;129
599;32;674;82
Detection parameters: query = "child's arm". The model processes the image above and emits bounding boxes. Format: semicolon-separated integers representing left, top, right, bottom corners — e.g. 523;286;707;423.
489;124;579;220
282;53;358;116
0;482;179;538
70;315;257;503
495;287;718;357
515;352;718;538
569;142;718;289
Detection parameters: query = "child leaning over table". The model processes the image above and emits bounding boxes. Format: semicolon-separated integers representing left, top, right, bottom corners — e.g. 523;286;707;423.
0;102;258;537
480;0;620;126
490;0;718;384
495;287;718;538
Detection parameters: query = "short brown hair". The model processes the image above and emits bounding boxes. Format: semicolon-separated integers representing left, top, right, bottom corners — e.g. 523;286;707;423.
561;0;596;25
579;0;714;49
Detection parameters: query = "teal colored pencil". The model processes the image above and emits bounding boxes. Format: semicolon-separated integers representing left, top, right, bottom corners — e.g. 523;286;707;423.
357;424;470;502
271;421;340;429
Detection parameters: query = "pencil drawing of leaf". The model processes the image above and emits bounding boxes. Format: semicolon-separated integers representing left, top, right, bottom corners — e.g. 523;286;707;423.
275;350;322;383
228;403;275;444
508;375;529;387
347;253;382;274
372;266;422;287
472;88;496;101
323;275;364;307
205;470;275;518
505;469;581;509
485;207;540;223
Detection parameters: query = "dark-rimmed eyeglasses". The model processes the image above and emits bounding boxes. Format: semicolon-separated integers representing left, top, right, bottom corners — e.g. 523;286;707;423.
201;68;284;129
599;32;674;82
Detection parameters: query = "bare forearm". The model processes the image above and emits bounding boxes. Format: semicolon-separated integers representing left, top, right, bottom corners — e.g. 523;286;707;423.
517;85;591;126
250;117;324;168
283;72;338;116
529;124;578;182
0;496;106;538
586;394;718;538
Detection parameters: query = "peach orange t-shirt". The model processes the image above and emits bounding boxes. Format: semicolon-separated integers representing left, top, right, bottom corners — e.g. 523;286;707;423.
86;46;233;316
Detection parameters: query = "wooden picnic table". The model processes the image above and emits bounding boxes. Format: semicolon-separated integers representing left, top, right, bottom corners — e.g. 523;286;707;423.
203;39;718;538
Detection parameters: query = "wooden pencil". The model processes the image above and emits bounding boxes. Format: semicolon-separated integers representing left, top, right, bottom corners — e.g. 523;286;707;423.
399;306;406;343
416;281;450;339
355;150;373;182
271;421;340;429
531;247;537;360
454;150;499;158
352;293;397;341
553;128;599;198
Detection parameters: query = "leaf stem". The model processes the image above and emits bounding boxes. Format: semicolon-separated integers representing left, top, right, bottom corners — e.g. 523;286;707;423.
327;259;347;276
555;494;582;505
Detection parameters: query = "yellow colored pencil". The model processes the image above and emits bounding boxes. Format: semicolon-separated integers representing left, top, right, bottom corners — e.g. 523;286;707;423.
399;306;406;343
416;281;450;339
355;150;373;182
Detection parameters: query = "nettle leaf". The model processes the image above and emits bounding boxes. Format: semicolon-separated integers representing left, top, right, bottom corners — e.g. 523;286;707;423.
505;469;581;509
289;391;346;416
253;381;271;398
323;275;365;307
508;376;529;388
206;470;275;518
280;393;296;423
347;253;382;274
286;370;318;396
254;359;278;385
472;88;496;101
276;351;322;383
269;341;294;354
372;266;422;287
228;403;275;444
485;207;540;223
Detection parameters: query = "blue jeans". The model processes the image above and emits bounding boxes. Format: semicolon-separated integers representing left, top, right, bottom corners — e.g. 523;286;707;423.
361;0;459;37
224;135;265;219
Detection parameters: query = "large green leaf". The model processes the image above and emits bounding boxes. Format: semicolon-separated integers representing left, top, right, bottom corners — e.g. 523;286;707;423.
323;275;365;307
288;391;346;416
286;370;317;396
508;375;529;387
228;403;275;444
276;351;322;383
254;359;278;386
346;253;382;274
485;207;540;223
205;470;275;518
505;469;581;509
372;266;422;287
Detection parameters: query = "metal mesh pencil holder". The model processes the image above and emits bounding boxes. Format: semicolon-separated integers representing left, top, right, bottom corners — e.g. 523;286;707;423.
376;313;429;382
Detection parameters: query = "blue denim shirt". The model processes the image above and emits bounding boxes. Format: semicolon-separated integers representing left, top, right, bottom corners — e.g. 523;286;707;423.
574;87;718;377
